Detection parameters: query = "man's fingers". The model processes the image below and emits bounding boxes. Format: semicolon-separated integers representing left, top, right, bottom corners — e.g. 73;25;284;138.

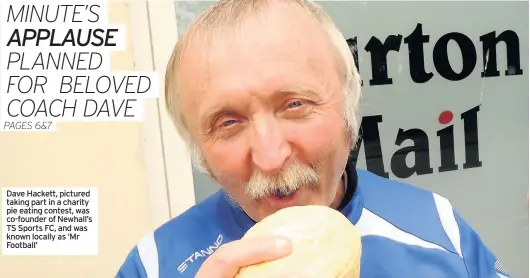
196;235;292;278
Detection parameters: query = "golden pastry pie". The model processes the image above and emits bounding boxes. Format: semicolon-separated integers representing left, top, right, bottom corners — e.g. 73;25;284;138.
235;205;362;278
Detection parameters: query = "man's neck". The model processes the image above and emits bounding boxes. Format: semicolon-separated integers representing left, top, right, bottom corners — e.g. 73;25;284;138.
330;171;347;210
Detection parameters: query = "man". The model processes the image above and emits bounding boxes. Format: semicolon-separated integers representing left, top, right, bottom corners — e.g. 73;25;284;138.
117;0;510;277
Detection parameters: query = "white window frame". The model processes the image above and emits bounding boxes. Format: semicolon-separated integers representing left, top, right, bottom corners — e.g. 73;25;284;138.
127;0;196;229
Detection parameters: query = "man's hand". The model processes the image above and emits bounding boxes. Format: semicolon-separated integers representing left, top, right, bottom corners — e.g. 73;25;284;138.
195;235;296;278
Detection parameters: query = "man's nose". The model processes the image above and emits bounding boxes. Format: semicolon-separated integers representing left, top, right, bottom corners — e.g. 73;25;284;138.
249;118;291;175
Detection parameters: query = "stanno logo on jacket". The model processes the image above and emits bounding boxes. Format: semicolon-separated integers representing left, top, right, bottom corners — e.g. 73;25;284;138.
177;234;224;273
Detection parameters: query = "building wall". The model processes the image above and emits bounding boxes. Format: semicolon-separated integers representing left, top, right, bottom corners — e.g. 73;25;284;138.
0;3;153;277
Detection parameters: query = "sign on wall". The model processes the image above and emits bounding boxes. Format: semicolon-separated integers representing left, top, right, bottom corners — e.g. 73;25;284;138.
347;21;523;179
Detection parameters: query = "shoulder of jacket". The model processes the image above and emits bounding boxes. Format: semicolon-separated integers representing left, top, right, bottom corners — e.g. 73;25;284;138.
356;169;462;255
153;190;225;242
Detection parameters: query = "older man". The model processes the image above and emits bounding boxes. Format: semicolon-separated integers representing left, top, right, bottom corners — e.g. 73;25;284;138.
117;0;510;277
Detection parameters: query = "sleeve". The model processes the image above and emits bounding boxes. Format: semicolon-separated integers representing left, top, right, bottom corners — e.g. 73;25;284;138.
454;210;511;278
115;246;148;278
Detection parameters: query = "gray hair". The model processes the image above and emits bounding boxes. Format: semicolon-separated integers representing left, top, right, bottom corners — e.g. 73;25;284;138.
164;0;362;173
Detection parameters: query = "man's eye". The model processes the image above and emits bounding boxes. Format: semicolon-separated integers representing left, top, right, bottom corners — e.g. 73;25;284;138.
287;100;304;109
221;119;236;127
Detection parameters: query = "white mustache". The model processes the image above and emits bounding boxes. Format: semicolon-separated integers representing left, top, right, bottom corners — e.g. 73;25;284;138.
245;161;318;200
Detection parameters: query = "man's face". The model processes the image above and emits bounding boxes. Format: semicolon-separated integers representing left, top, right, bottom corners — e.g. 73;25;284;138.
177;2;352;221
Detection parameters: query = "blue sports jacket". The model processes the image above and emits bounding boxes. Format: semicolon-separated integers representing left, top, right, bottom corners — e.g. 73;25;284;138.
116;160;510;278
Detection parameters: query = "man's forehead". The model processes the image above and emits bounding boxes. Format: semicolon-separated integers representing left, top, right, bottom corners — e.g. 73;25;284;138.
177;3;331;87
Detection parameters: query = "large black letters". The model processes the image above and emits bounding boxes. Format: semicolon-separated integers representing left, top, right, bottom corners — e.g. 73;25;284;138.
345;23;523;85
404;23;433;83
351;106;482;179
